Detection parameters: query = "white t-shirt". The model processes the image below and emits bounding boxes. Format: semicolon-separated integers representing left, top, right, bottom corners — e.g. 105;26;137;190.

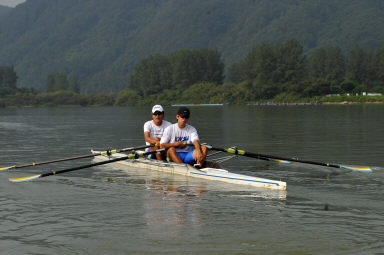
143;120;171;145
160;123;199;152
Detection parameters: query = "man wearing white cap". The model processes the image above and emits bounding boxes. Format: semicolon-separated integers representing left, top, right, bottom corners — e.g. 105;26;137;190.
144;105;171;160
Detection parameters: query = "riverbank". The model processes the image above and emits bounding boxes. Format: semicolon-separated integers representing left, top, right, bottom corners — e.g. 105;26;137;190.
319;95;384;104
322;101;384;104
253;95;384;106
1;91;383;108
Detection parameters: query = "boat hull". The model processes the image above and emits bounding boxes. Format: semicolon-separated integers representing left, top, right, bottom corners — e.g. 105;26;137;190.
92;151;287;190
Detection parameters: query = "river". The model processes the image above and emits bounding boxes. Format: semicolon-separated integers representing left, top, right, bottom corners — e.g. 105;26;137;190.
0;105;383;254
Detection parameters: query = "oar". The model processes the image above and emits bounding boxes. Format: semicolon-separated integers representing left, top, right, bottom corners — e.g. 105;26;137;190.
206;145;372;172
199;144;290;164
9;148;166;183
1;145;152;171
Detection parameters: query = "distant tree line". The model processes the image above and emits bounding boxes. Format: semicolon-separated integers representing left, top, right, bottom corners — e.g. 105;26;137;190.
115;48;225;105
2;41;384;107
0;67;115;107
129;49;224;95
46;72;80;93
0;66;18;96
226;39;384;100
118;40;384;105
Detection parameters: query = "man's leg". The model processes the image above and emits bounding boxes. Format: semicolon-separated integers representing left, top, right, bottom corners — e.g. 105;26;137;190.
167;147;182;163
146;147;156;159
150;145;162;160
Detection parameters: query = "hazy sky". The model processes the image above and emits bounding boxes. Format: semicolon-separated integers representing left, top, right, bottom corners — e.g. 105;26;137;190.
0;0;26;7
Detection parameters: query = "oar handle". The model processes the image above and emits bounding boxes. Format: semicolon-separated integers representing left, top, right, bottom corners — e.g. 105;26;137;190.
42;149;165;177
41;155;130;178
13;145;152;169
9;148;166;182
16;153;101;168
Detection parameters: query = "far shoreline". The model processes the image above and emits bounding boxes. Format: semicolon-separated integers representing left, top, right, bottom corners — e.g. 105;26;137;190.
321;101;384;105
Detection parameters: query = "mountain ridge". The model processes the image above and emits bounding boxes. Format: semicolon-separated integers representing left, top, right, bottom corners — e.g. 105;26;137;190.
0;5;11;16
1;0;384;93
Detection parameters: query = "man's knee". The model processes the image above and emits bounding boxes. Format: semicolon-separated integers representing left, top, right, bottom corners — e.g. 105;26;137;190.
167;147;176;156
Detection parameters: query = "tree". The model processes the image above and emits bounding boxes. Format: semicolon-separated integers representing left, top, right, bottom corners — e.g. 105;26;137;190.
308;46;345;83
46;72;69;92
243;43;275;81
226;61;246;83
53;73;69;91
340;77;357;93
324;46;345;82
69;76;80;93
372;47;384;86
273;39;305;84
303;78;332;97
115;90;140;106
347;46;375;88
129;54;172;96
169;49;224;89
241;39;304;99
307;48;326;80
0;66;17;88
181;82;220;103
129;49;224;96
46;74;55;92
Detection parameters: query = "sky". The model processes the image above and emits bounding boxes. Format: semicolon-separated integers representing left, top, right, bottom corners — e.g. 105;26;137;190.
0;0;26;7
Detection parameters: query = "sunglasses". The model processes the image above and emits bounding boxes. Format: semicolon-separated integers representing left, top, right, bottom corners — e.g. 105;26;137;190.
153;111;164;116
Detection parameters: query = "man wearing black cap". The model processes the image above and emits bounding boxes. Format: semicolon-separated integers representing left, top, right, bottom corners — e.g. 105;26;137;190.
160;107;207;167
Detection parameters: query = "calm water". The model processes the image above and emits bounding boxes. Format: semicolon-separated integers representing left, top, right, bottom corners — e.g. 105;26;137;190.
0;105;383;254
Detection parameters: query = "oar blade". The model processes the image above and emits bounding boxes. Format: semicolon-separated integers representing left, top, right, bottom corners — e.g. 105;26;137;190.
273;159;291;164
9;174;42;183
0;165;15;171
340;165;372;173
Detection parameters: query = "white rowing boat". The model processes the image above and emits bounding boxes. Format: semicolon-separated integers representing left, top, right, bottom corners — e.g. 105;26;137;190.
91;150;287;190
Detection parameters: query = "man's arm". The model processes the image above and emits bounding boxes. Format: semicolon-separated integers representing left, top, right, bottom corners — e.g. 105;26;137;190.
193;140;203;160
160;141;185;149
159;126;184;163
159;126;185;149
144;131;160;145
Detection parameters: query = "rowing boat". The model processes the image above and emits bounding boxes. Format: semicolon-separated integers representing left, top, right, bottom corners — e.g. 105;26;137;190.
91;150;287;190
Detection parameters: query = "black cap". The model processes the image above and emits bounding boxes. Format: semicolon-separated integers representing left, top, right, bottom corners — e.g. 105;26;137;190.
177;107;190;118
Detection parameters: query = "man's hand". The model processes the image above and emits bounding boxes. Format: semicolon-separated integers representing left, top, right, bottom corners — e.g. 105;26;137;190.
175;141;186;148
193;148;204;162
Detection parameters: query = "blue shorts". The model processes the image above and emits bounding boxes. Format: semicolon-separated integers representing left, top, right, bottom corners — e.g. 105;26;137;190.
177;151;195;164
146;148;156;159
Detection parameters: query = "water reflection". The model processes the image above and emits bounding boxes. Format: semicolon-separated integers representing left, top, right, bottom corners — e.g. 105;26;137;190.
142;179;205;238
144;178;209;196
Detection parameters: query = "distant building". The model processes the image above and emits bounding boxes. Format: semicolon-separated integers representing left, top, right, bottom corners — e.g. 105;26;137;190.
362;92;382;96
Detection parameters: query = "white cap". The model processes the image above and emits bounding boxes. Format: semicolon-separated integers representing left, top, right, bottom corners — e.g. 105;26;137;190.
152;105;164;113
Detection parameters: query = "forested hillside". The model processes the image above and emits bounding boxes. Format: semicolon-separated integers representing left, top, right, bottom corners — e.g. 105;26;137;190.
0;5;11;16
1;0;384;93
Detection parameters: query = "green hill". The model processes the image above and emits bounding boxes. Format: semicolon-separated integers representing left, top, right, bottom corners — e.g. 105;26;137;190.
0;5;11;16
1;0;384;93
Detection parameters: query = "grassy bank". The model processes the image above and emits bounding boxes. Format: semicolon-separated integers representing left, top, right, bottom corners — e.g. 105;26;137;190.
1;91;383;108
319;95;384;104
253;94;384;105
